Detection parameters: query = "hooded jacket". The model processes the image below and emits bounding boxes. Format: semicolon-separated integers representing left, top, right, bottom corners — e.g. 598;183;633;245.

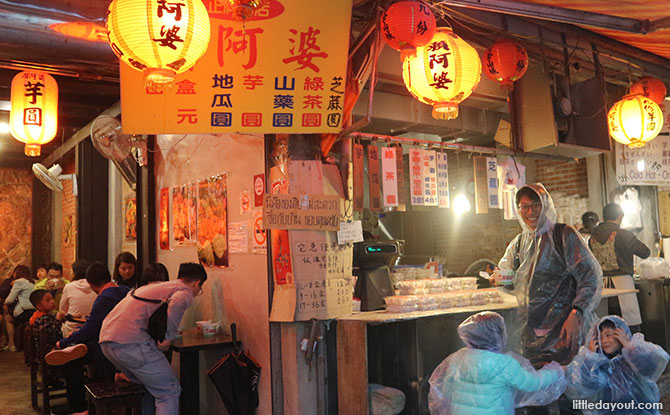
590;221;650;276
428;312;566;415
59;278;97;337
565;315;669;415
498;184;603;364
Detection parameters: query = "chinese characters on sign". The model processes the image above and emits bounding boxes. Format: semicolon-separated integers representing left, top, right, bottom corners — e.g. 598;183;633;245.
367;145;382;211
120;0;353;134
422;150;438;206
353;143;365;211
615;138;670;185
436;152;449;208
409;149;424;206
486;157;499;208
381;146;398;207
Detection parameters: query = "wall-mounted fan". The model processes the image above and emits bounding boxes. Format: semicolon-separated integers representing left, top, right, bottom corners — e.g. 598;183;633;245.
32;163;78;196
90;115;147;189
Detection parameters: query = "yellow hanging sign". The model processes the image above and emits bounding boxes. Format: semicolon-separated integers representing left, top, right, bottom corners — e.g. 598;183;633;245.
119;0;353;134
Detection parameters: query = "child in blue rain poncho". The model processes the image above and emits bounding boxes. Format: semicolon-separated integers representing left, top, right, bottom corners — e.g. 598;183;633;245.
428;312;566;415
565;315;669;415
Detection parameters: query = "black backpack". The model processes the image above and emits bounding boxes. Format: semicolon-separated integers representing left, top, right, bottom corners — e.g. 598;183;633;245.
131;289;169;342
513;223;566;270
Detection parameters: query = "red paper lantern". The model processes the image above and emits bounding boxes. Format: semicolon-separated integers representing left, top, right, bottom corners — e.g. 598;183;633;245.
380;1;436;53
483;38;528;88
630;76;667;105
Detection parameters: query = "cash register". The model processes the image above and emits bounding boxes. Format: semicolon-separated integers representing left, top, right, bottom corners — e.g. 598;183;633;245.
353;240;402;311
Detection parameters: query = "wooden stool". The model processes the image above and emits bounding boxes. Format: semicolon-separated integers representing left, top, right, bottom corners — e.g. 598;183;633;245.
85;382;146;415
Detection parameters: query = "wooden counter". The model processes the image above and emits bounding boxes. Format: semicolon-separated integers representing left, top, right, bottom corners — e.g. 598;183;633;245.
335;287;638;415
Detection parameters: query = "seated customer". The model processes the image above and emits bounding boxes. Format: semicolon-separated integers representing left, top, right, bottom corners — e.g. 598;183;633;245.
55;261;130;380
138;262;170;287
29;290;88;415
57;259;96;337
565;316;669;415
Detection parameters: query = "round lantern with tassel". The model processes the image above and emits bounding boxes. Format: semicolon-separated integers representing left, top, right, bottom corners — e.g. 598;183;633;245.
630;76;667;105
402;27;481;120
483;38;528;89
9;70;58;157
227;0;267;20
380;1;436;58
608;93;662;148
106;0;211;90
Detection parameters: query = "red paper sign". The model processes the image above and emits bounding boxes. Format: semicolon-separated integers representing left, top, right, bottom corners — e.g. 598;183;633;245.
254;174;265;207
367;145;381;212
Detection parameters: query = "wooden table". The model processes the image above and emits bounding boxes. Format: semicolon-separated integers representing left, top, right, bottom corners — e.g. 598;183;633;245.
335;288;638;415
170;329;239;415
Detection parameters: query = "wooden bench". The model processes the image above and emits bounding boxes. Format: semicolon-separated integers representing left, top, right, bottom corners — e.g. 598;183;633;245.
85;382;146;415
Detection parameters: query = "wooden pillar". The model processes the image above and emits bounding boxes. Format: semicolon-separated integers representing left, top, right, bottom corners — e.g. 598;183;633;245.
76;139;108;264
136;135;156;271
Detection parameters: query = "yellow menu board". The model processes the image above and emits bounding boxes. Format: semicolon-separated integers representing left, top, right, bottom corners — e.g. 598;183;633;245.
120;0;353;134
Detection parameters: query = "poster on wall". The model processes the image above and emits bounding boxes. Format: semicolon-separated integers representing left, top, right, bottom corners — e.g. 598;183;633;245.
381;146;398;207
119;0;353;134
615;138;670;185
252;209;267;254
173;183;197;245
409;149;424;206
422;150;438;206
124;196;137;240
159;188;170;250
63;214;75;247
436;152;449;208
197;175;228;267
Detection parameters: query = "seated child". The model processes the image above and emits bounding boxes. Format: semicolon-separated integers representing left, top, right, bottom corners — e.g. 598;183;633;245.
29;290;88;415
428;311;566;415
565;315;669;415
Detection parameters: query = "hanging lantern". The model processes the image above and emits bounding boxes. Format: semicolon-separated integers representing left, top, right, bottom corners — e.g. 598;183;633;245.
630;76;667;105
106;0;211;90
226;0;267;20
608;93;662;149
9;70;58;157
483;38;528;88
402;27;481;120
380;1;436;56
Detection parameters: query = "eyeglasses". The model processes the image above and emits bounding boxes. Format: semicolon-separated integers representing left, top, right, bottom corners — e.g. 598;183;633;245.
518;202;542;212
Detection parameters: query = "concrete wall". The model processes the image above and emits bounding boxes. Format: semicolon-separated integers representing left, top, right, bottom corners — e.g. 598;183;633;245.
154;133;270;415
0;168;32;278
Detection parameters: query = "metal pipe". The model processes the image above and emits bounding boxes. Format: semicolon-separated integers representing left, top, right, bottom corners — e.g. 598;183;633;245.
433;0;649;34
348;132;578;162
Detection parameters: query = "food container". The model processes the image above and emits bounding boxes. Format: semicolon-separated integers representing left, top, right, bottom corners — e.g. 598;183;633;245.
396;280;428;295
384;295;419;313
470;290;489;306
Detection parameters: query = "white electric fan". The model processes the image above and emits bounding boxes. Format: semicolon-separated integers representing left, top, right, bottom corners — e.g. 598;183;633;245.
32;163;78;197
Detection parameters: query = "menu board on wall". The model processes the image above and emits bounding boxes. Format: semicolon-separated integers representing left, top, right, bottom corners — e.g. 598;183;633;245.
615;137;670;185
120;0;353;134
486;157;500;209
291;231;352;320
352;143;365;211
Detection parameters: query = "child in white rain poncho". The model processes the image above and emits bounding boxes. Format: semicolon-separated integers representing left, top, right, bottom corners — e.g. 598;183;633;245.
565;315;669;415
428;312;566;415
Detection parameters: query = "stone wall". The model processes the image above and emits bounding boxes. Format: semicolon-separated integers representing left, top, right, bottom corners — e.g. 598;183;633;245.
0;169;32;278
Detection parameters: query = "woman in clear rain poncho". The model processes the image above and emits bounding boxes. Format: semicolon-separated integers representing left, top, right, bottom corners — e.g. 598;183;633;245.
565;315;669;415
498;184;603;370
428;312;566;415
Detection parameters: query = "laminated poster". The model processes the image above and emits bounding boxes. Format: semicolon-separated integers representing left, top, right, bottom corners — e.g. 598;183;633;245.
197;175;228;267
159;187;170;250
124;196;137;240
228;221;249;254
173;183;197;245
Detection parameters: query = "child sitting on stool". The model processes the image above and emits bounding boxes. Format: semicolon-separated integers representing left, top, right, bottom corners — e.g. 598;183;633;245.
30;289;88;415
565;315;669;415
428;311;566;415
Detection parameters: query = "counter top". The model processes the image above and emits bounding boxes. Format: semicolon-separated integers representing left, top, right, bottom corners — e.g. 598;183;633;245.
339;288;637;323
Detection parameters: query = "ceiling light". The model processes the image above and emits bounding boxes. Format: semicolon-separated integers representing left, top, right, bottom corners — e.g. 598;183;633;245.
453;194;471;214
